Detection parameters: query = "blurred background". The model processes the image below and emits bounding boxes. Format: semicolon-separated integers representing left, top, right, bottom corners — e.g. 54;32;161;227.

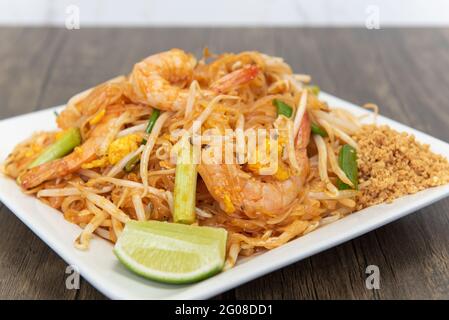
1;0;449;27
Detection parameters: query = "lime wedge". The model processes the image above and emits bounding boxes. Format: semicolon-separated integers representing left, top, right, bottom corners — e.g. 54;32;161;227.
113;221;228;284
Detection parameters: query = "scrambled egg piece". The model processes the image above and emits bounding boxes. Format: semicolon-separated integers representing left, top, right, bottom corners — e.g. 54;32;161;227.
222;194;235;213
82;158;108;169
247;138;289;181
82;134;142;169
108;134;142;165
89;108;106;125
273;162;290;181
55;130;66;141
25;143;43;158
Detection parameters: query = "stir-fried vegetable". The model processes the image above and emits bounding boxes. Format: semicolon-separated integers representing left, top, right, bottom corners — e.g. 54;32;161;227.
306;85;320;96
124;156;140;173
142;109;160;144
337;144;358;190
28;128;82;168
273;99;293;118
311;122;328;137
173;141;198;224
124;109;160;172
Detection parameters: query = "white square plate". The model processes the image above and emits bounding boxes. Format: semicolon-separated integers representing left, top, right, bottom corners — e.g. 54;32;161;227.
1;92;449;300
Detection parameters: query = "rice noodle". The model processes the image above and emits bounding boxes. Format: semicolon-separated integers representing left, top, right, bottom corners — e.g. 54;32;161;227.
132;193;146;221
94;227;111;240
224;242;241;270
331;126;359;150
192;95;239;131
185;80;200;119
98;111;130;156
314;110;359;134
313;134;339;194
338;198;356;208
148;168;175;176
293;74;311;83
75;201;108;250
333;109;361;129
234;220;308;250
286;120;301;173
283;74;303;93
38;185;113;197
140;112;171;196
195;207;213;218
117;187;129;209
363;103;379;123
78;187;130;223
235;114;246;164
111;217;123;239
117;123;146;138
308;190;359;200
303;221;320;235
165;191;174;214
325;141;354;187
317;118;335;143
293;90;307;138
100;219;112;227
87;176;165;196
171;94;239;161
107;144;145;177
78;169;101;179
38;188;82;197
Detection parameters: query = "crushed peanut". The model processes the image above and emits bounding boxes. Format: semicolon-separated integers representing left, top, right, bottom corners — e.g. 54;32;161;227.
353;125;449;210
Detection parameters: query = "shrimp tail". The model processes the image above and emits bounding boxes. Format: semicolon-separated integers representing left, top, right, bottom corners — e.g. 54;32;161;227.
19;138;99;189
296;112;311;149
210;65;259;93
19;107;137;189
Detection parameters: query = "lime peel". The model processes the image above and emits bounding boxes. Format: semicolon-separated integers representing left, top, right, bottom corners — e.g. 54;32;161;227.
114;221;227;284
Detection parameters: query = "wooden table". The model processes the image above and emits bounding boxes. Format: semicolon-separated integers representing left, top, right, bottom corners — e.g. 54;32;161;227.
0;27;448;300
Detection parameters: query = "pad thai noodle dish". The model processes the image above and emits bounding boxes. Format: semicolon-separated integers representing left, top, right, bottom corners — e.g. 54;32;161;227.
4;49;449;283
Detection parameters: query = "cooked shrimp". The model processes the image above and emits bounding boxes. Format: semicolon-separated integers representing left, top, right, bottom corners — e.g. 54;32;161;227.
57;76;126;130
198;113;311;217
19;105;147;190
210;65;259;93
127;49;260;111
194;51;265;85
127;49;197;111
3;132;57;179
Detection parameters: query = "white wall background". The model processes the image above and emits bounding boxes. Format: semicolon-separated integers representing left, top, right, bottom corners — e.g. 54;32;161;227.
1;0;449;26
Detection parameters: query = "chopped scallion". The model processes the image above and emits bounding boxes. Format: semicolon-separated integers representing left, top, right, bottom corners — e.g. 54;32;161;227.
337;144;358;190
273;99;293;118
28;128;82;168
173;141;198;224
124;109;160;172
311;123;328;137
306;85;320;96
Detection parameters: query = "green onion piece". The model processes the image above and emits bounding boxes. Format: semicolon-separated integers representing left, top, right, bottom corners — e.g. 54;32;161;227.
142;109;160;145
124;156;140;173
306;85;320;96
124;109;161;172
311;123;328;137
307;85;320;96
173;141;198;224
28;128;82;168
273;99;293;118
54;111;59;117
336;144;358;190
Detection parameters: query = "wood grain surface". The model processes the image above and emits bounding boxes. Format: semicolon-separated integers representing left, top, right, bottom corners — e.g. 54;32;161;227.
0;27;448;300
